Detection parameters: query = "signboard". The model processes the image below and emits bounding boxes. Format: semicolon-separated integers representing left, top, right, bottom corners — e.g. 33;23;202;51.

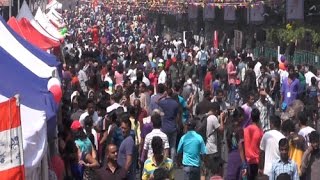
0;0;11;6
286;0;304;20
204;5;215;20
234;30;243;50
224;6;236;21
250;3;264;22
188;4;198;19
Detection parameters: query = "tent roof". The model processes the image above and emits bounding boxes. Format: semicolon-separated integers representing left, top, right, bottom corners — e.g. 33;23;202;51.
0;46;56;118
46;0;62;10
47;13;64;29
0;16;59;77
17;1;60;42
48;8;62;20
8;17;60;50
34;8;64;40
20;18;60;48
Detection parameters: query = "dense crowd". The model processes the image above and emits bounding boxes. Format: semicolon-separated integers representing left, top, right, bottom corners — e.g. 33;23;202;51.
50;1;320;180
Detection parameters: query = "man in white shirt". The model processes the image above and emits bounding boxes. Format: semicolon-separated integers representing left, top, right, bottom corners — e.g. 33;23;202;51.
76;63;88;94
298;111;315;146
141;112;169;162
201;102;225;179
106;93;123;113
259;115;285;177
158;64;166;84
206;102;225;155
79;99;100;128
304;65;320;86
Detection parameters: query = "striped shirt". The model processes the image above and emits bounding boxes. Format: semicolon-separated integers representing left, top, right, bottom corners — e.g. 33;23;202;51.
143;129;170;158
270;160;299;180
142;157;173;180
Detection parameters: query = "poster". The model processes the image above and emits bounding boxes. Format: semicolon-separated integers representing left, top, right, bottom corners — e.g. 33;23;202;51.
224;6;236;21
286;0;304;20
204;5;215;20
250;3;264;22
188;4;198;19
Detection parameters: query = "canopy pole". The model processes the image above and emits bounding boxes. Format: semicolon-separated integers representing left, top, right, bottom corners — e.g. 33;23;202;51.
9;0;12;18
18;0;20;14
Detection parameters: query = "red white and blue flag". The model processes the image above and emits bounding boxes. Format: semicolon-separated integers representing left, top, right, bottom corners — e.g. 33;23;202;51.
0;97;25;180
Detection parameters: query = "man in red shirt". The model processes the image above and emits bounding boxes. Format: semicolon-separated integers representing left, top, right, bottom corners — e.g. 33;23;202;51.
204;66;214;92
243;108;263;180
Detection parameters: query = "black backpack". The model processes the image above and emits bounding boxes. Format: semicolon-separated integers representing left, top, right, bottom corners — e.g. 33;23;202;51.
194;114;209;143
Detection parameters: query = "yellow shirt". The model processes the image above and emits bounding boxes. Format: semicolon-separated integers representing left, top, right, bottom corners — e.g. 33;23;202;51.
130;117;141;145
142;156;174;180
288;134;305;175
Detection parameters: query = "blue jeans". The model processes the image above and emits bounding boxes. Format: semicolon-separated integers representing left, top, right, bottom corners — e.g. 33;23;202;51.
183;166;200;180
228;84;236;105
166;131;177;163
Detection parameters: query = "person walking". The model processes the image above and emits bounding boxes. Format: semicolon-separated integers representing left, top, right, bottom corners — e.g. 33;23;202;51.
177;119;207;180
142;136;174;180
301;131;320;180
269;138;299;180
259;116;285;178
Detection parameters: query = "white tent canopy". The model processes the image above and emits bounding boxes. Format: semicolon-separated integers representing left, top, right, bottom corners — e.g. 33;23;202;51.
17;1;60;42
46;0;62;10
47;12;64;28
34;8;64;40
48;8;62;20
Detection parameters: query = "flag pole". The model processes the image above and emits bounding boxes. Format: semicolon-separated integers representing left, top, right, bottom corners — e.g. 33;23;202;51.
9;0;12;18
14;94;20;106
18;0;20;14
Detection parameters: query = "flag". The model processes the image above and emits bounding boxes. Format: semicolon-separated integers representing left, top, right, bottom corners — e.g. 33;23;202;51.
0;97;25;180
213;31;218;49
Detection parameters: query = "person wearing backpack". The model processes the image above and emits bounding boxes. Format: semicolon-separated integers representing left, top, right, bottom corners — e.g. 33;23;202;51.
200;102;225;180
196;45;209;90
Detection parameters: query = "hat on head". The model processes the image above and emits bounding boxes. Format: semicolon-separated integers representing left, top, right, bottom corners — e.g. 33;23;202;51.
70;120;82;131
70;91;80;103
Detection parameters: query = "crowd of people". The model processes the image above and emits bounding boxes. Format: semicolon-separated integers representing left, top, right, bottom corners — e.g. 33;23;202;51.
50;1;320;180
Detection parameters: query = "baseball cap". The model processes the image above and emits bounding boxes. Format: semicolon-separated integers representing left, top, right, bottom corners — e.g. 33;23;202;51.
70;120;82;131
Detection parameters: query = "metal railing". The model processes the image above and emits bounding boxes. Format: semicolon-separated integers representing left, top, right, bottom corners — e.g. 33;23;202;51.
253;47;320;68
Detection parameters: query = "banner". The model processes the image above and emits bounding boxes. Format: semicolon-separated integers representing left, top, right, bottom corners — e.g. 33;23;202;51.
234;30;243;50
204;5;215;20
213;31;218;49
0;97;25;180
224;6;236;21
250;3;264;22
286;0;304;20
188;4;198;19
